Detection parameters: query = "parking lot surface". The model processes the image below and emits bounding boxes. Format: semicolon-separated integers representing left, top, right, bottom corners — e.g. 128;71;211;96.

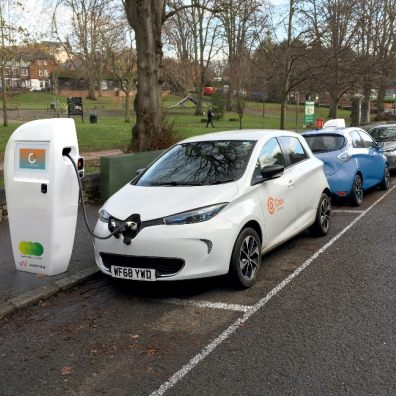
1;182;395;395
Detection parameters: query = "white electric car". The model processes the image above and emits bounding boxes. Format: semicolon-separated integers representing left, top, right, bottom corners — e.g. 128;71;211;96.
94;130;331;287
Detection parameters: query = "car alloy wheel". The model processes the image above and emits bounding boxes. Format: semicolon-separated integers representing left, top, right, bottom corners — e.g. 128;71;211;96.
230;227;262;288
350;174;363;206
320;195;331;232
239;235;260;281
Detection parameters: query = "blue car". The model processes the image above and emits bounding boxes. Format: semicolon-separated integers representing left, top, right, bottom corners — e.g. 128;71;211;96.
302;126;390;206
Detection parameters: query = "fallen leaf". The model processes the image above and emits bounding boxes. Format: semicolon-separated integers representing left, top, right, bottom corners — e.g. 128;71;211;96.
61;366;72;376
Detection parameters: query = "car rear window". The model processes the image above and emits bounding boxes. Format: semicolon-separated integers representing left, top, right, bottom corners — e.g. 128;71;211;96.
304;134;346;153
367;127;396;141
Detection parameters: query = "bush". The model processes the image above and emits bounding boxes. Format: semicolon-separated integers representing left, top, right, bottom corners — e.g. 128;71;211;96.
211;92;226;120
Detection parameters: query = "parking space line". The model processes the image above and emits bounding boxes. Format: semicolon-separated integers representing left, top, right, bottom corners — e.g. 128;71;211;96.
332;209;365;214
158;298;253;313
150;185;396;396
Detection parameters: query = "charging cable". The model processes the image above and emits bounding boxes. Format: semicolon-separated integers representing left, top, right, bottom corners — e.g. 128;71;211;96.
65;153;127;240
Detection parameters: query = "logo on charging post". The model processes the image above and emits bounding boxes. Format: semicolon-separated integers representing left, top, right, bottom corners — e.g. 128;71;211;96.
19;241;44;257
20;148;46;170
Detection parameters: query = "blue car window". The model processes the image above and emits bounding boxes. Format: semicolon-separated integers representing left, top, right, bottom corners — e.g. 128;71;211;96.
304;134;345;152
359;131;376;148
278;136;308;166
252;138;285;182
349;131;365;148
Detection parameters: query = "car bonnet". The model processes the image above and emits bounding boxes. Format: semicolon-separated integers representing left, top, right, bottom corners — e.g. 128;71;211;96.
102;182;239;221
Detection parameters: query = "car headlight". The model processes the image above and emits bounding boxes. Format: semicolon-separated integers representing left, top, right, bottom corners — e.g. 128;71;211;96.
164;203;228;225
99;209;111;223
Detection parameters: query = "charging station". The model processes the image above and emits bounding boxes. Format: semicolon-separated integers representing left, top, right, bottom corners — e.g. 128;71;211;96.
4;118;83;276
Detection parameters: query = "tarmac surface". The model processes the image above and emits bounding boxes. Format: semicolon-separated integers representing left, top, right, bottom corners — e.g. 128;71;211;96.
0;206;100;314
0;181;395;395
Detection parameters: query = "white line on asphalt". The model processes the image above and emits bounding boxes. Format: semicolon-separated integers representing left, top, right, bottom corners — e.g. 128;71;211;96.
159;298;252;313
332;210;364;214
150;185;396;396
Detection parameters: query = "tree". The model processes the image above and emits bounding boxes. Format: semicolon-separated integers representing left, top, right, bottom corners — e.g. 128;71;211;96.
123;1;216;151
53;0;115;100
217;0;265;114
303;0;362;119
0;0;28;127
105;22;137;122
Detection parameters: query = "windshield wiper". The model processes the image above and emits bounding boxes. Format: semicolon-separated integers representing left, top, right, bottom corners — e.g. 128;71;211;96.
210;179;234;185
150;181;203;186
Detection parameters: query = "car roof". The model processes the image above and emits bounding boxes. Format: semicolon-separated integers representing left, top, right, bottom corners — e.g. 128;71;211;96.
180;129;301;143
302;127;361;137
367;123;396;129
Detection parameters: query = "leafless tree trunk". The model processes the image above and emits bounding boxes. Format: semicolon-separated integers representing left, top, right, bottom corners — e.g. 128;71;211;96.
124;0;164;151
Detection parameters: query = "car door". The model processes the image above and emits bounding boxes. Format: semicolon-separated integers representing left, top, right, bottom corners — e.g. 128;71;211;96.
252;137;297;248
348;130;371;184
358;130;385;186
277;135;317;231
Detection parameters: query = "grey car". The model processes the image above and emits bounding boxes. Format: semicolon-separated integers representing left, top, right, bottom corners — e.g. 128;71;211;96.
367;124;396;171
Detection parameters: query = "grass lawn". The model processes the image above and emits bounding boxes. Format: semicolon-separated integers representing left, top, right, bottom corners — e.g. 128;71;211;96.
0;104;351;155
1;92;129;111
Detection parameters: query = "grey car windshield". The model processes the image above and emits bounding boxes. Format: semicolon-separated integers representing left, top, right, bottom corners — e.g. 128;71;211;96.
368;127;396;141
135;140;256;186
304;134;346;153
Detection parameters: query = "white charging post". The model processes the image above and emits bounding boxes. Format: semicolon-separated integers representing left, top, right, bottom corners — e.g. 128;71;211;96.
4;118;83;275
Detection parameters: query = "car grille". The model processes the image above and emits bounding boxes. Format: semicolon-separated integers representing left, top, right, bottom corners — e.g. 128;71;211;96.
100;253;185;277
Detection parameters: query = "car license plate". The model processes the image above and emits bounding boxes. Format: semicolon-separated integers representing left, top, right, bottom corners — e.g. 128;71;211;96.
111;266;156;281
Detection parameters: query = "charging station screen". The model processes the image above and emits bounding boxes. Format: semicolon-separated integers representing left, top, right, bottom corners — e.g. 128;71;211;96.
20;148;46;170
15;142;49;177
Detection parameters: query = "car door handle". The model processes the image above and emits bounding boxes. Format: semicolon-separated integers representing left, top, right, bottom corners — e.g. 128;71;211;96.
288;180;295;188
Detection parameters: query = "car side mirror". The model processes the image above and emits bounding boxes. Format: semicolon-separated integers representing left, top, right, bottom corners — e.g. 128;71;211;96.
261;164;285;180
136;168;145;175
375;141;384;149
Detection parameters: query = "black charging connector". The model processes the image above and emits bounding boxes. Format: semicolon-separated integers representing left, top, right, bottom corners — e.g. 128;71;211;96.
62;147;72;156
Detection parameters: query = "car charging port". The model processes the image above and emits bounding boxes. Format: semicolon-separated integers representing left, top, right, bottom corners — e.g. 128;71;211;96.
108;214;141;245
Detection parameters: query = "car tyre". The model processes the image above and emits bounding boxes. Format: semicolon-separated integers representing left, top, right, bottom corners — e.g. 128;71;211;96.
229;227;262;288
309;193;331;237
379;166;390;190
350;174;363;206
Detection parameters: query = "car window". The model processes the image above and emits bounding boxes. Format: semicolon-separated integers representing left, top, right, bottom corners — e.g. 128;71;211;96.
252;138;285;182
304;134;346;153
349;130;365;148
358;131;376;148
277;136;308;166
135;140;256;186
367;126;396;141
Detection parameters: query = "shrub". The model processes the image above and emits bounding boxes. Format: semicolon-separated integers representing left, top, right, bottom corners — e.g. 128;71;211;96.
211;91;226;120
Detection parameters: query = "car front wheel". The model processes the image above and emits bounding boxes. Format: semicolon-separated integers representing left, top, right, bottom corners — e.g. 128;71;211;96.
350;174;363;206
379;166;390;190
229;227;262;288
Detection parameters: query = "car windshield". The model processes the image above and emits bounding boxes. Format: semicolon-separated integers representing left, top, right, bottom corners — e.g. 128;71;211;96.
304;134;346;153
135;140;256;186
367;127;396;141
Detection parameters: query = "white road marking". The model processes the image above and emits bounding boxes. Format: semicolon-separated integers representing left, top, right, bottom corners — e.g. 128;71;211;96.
150;185;396;396
332;209;364;214
159;298;252;313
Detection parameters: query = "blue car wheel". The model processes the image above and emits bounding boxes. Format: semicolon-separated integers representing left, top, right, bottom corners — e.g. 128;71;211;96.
350;174;363;206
